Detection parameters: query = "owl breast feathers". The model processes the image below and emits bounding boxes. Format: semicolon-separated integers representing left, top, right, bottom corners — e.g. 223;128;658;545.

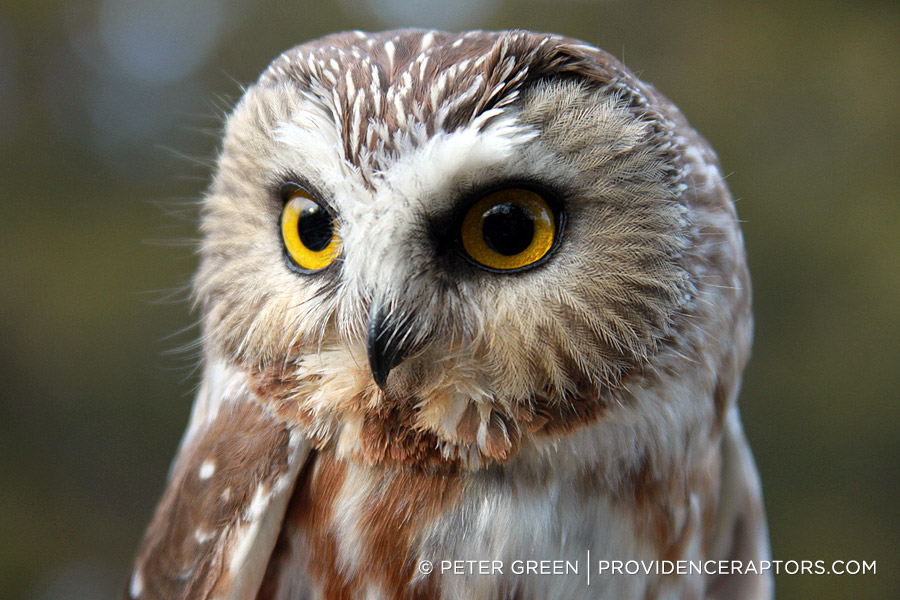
127;29;772;600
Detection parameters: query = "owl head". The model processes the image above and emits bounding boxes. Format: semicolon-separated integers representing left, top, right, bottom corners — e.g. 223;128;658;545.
194;30;743;470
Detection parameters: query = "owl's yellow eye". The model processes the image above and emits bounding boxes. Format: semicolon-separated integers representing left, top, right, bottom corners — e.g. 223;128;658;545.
280;189;341;273
460;188;560;272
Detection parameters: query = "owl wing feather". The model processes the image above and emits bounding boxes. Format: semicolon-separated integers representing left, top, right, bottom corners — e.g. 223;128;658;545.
126;360;310;600
706;407;774;599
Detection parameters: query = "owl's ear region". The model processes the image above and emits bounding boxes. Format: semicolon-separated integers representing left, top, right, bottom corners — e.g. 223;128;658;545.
366;300;414;389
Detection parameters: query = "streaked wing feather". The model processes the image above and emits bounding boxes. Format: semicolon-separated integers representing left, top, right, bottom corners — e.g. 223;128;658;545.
127;361;310;600
706;407;774;599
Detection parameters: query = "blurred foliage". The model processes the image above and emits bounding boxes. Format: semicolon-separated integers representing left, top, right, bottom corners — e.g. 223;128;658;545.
1;0;897;598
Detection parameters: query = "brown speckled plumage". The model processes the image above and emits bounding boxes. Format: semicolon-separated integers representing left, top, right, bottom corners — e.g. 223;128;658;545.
127;29;771;600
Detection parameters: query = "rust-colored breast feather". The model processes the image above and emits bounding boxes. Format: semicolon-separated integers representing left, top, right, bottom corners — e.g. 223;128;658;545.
259;453;461;599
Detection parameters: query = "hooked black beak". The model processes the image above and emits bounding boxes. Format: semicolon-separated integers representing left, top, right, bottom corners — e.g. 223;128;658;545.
366;301;412;389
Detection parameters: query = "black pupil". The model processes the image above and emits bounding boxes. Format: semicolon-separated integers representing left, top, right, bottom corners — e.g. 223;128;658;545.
482;203;534;256
297;203;333;252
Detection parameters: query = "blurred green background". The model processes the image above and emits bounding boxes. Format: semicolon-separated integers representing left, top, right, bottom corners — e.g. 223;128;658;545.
1;0;897;598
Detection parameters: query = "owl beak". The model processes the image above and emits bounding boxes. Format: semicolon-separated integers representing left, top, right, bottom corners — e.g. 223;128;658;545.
366;301;411;390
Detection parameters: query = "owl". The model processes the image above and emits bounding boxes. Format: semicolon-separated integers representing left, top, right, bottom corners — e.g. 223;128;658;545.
126;29;772;600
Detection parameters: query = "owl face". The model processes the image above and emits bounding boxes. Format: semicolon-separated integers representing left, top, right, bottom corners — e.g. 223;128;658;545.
195;30;696;468
129;30;768;600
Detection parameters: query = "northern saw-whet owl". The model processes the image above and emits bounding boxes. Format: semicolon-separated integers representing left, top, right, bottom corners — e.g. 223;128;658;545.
127;29;772;600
